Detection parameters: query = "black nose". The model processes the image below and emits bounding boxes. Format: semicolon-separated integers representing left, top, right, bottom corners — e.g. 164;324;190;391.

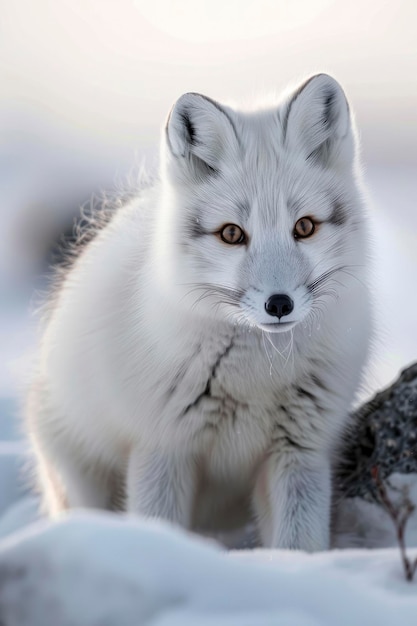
265;294;294;319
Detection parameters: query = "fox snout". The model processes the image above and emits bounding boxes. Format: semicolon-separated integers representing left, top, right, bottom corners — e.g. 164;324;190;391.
264;294;294;320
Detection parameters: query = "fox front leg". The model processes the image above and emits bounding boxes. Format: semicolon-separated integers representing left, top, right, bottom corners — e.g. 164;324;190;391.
253;449;331;551
126;446;196;528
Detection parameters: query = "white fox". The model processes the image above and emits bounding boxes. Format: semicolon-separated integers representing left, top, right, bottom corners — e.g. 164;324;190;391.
27;74;371;551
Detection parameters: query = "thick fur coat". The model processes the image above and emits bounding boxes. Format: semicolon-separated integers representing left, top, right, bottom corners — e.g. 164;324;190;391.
27;74;371;550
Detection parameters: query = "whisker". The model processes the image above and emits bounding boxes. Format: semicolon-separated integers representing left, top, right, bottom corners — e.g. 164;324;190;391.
338;267;368;290
265;332;290;361
262;331;275;376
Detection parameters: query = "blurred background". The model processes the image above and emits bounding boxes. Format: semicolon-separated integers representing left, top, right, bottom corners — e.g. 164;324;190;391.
1;0;416;400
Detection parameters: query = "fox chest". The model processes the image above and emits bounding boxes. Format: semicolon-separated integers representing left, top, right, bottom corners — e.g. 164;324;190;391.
153;336;337;480
152;333;325;477
166;364;277;479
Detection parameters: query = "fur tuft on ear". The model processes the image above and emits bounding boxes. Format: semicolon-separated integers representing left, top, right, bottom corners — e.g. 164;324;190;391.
283;74;355;170
164;93;239;182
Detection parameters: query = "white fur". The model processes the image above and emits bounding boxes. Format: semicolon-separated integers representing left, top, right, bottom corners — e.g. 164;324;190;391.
27;74;371;551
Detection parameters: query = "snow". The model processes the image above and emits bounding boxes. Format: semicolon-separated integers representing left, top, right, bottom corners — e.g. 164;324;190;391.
0;395;416;625
0;512;416;626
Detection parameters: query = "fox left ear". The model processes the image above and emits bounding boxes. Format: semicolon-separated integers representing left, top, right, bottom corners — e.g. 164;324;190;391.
164;92;239;183
284;74;355;170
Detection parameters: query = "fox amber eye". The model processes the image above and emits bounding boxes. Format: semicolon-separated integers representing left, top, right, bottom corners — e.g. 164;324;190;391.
219;224;246;245
294;216;315;239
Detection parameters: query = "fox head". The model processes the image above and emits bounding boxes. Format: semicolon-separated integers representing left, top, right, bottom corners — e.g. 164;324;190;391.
156;74;368;334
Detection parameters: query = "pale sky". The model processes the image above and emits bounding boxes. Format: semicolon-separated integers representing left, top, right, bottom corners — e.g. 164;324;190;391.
1;0;416;164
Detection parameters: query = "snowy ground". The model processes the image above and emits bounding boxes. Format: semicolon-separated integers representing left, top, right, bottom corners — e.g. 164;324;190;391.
1;512;417;626
0;396;416;625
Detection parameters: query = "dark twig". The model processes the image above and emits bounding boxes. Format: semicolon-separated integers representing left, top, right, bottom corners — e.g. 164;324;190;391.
371;466;417;582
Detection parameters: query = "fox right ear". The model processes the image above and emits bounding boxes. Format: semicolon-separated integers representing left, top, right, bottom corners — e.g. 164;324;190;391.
164;92;239;182
284;74;355;171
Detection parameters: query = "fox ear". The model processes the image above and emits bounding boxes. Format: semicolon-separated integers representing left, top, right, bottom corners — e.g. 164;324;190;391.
164;92;239;181
284;74;355;170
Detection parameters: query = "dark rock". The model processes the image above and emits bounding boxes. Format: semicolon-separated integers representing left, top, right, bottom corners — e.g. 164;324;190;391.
337;363;417;503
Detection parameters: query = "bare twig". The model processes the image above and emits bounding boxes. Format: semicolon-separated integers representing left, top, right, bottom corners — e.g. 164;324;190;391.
371;466;417;582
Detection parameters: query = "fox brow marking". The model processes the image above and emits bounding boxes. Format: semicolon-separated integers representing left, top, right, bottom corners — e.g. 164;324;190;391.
327;201;347;226
185;199;252;240
290;196;347;227
185;214;206;239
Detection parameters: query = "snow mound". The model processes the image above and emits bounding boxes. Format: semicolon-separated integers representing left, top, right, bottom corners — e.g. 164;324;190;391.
0;512;416;626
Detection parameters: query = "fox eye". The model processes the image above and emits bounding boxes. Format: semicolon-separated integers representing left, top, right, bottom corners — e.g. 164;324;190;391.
219;224;246;245
294;216;315;239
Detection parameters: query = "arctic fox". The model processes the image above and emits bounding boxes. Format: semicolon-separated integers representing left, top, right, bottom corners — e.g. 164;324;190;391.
27;74;371;551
